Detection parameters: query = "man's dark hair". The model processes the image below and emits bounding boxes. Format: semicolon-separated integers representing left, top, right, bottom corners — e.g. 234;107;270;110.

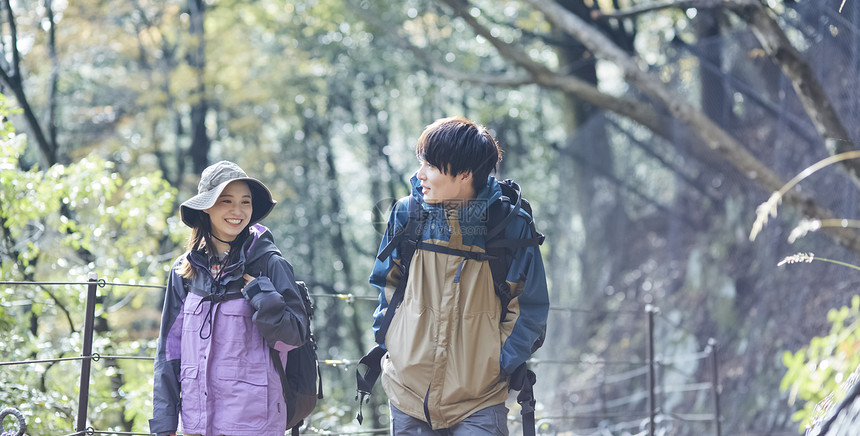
415;116;503;194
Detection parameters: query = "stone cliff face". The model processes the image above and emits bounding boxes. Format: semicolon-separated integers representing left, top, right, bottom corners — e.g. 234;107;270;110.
533;166;860;435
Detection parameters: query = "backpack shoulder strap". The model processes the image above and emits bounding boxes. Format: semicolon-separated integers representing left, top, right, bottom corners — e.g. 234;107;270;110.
510;363;537;436
486;180;544;247
356;196;427;424
486;200;514;323
373;195;425;345
182;250;279;299
245;250;278;278
485;181;542;436
485;180;523;242
376;196;414;262
213;250;279;302
181;276;244;302
355;345;387;424
485;194;543;322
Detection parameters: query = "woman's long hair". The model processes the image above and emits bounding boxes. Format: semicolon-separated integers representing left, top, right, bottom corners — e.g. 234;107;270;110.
178;215;250;279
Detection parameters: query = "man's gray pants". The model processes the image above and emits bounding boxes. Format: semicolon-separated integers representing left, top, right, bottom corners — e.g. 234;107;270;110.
390;402;509;435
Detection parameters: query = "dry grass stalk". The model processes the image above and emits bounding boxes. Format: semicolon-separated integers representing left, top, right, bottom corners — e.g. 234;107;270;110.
750;151;860;241
788;219;860;243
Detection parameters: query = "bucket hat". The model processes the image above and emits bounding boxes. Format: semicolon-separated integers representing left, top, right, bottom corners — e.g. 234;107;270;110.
180;160;276;228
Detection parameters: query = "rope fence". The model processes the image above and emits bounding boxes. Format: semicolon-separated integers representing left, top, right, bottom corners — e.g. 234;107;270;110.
0;276;723;436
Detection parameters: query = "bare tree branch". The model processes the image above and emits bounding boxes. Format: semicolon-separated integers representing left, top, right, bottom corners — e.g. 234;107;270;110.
349;0;674;140
595;0;860;186
437;0;683;138
520;0;860;253
671;36;819;147
730;2;860;183
0;0;56;166
3;0;19;78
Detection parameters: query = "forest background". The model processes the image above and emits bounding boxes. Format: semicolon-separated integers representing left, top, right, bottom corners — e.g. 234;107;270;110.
2;0;860;435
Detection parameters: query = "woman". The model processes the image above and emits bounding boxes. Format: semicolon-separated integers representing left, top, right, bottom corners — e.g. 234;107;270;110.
149;161;309;436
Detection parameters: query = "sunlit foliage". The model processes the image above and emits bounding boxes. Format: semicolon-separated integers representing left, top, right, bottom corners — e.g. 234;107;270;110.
1;93;184;433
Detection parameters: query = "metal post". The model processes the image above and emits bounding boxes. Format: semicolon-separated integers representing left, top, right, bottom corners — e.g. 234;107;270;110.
646;304;656;436
708;338;722;436
599;373;607;419
76;273;98;433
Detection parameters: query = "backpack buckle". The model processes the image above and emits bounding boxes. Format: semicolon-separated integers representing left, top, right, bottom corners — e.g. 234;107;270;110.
209;293;228;303
355;390;371;424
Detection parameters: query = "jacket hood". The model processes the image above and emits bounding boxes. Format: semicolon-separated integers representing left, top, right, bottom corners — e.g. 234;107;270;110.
409;173;503;219
244;223;281;264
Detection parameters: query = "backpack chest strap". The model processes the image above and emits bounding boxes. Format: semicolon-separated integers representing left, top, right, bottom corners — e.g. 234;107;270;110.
415;241;496;262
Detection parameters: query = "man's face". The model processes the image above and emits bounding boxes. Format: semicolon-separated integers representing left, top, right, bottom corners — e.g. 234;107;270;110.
416;159;474;205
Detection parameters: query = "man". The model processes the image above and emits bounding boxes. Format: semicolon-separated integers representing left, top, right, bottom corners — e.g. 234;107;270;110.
369;116;549;435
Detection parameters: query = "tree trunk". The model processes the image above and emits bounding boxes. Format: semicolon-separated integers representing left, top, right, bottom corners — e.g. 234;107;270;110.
363;77;403;236
0;0;55;166
187;0;209;174
694;9;731;126
45;0;59;161
554;0;633;347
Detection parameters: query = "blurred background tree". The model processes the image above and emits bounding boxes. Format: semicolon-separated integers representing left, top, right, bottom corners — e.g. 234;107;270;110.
1;0;859;434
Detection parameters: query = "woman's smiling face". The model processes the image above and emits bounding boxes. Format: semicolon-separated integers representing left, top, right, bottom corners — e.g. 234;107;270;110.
204;180;253;242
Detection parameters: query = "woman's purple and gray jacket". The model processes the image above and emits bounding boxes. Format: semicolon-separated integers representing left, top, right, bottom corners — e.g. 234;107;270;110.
149;224;309;436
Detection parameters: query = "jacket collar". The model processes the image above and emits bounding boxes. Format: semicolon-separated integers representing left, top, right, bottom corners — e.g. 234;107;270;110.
409;173;502;220
185;223;276;284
